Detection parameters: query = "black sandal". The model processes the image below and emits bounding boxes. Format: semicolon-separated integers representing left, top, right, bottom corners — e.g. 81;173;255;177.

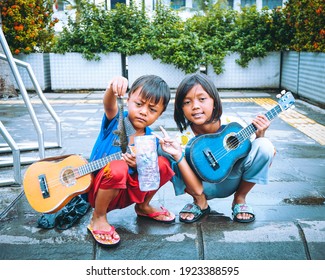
179;203;210;223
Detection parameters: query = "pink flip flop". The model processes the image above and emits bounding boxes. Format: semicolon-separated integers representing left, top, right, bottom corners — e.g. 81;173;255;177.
87;225;120;247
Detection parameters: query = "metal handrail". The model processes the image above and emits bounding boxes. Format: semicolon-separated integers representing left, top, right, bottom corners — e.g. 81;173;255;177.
0;121;21;185
0;53;62;148
0;28;45;158
0;27;62;159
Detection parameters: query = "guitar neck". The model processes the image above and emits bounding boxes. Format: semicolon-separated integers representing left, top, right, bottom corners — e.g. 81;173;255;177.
237;104;283;141
76;151;123;177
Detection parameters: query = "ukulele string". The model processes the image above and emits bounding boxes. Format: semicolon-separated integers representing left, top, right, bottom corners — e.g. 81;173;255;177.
210;134;245;163
206;107;279;162
37;150;125;190
37;168;80;190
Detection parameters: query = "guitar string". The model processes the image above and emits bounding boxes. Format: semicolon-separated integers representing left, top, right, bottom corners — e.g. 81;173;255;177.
202;106;281;164
37;152;124;190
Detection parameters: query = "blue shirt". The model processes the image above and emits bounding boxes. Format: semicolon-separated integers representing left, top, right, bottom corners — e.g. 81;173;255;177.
90;111;157;172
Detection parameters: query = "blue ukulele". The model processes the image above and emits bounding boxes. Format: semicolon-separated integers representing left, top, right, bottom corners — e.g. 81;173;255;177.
185;91;295;183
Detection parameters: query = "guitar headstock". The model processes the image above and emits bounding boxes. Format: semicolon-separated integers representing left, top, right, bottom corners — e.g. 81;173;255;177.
277;90;295;111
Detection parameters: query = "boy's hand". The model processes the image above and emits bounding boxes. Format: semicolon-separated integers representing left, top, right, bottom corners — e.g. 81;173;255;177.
252;114;270;138
121;152;137;169
104;76;128;119
108;76;128;97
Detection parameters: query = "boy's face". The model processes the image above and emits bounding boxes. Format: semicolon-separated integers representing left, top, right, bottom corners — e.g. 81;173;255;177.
127;87;165;131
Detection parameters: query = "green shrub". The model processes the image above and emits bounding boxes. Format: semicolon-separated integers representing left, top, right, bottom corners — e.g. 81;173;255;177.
284;0;325;52
186;3;236;74
0;0;57;54
52;1;113;60
48;0;324;72
229;5;276;67
148;5;203;73
110;3;150;56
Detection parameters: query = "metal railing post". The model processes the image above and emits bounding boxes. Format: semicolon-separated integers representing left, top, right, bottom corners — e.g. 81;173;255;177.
0;121;21;185
0;54;63;148
0;27;45;158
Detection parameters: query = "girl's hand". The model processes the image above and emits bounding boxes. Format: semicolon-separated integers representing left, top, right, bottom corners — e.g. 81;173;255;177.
152;126;183;162
121;152;136;169
252;114;270;138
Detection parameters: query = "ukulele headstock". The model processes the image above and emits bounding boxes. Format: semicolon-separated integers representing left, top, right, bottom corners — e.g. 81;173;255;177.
277;90;295;111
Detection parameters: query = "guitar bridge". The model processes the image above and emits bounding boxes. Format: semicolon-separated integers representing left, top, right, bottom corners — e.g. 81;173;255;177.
38;174;50;199
203;149;219;170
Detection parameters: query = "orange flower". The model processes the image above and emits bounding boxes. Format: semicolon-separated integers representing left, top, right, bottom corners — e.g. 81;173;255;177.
316;8;322;15
14;25;24;31
14;49;20;54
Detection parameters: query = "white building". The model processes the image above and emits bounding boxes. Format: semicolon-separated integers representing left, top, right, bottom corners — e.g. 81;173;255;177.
53;0;285;30
56;0;285;13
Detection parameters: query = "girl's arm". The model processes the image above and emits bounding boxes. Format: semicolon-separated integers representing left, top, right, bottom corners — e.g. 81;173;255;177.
155;128;203;194
104;76;128;120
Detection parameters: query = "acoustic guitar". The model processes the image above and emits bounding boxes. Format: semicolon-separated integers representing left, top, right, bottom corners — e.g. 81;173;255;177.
185;91;295;183
23;149;129;213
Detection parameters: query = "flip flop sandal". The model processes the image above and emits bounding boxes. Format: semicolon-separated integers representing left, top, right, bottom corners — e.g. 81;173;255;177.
87;225;120;247
232;203;255;223
136;206;176;224
179;203;210;223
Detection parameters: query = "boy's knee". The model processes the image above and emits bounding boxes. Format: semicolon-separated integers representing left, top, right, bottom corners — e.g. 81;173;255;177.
108;160;129;180
158;156;171;172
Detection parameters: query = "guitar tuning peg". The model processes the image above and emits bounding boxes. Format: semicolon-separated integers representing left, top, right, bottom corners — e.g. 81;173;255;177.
281;90;286;95
276;94;282;99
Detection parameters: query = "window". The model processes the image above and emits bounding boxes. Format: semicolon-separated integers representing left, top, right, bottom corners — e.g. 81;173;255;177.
53;0;65;11
111;0;126;9
171;0;186;10
241;0;256;7
227;0;234;8
262;0;283;9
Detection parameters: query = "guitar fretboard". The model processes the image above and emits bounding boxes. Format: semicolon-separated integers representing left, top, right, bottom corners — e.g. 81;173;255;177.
76;151;123;177
237;104;282;142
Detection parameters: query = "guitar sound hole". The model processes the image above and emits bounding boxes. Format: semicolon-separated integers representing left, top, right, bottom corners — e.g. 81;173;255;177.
226;135;239;150
61;168;76;186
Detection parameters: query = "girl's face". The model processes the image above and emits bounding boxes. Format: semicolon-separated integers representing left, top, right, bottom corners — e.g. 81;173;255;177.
127;87;165;132
182;84;214;126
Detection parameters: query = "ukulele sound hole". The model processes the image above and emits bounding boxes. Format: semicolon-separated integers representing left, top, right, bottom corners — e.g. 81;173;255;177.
225;134;239;150
61;168;76;187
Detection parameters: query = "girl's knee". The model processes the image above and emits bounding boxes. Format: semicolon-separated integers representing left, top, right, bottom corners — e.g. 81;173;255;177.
254;138;275;161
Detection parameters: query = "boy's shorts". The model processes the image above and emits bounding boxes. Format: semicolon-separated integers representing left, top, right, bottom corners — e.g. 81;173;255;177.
88;156;174;212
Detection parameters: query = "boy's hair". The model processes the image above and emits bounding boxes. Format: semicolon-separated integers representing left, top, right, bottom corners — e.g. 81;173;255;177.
174;73;223;132
128;75;170;112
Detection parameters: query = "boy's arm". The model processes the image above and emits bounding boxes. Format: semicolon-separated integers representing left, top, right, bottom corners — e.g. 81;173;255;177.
104;76;128;120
